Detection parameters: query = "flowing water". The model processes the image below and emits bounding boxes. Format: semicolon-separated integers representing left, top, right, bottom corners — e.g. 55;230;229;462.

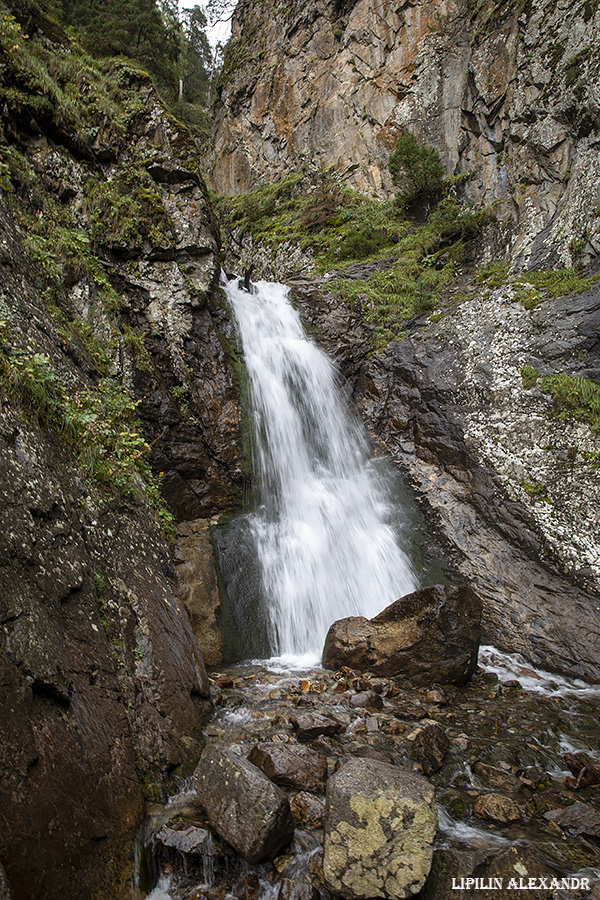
220;276;417;664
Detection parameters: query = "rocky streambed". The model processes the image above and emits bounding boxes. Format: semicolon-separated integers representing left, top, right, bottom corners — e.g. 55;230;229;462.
136;650;600;900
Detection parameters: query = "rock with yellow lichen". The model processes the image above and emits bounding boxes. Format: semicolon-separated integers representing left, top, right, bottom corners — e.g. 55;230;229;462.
323;758;437;899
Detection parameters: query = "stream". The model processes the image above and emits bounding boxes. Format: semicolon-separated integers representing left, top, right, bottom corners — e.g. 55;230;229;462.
139;278;600;898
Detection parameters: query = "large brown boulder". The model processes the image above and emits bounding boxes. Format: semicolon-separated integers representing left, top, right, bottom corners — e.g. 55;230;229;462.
323;758;437;899
194;744;295;864
323;584;482;685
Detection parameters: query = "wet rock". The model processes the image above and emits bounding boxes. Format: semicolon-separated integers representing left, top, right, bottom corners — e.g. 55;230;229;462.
545;802;600;837
564;752;600;789
425;689;447;705
370;678;400;698
323;584;482;685
411;723;450;774
0;864;11;900
194;744;295;864
323;758;436;899
248;743;328;793
278;879;320;900
155;824;214;855
474;762;521;793
474;793;523;825
422;846;556;899
289;712;344;741
290;792;326;828
483;846;556;899
349;691;383;710
173;519;223;665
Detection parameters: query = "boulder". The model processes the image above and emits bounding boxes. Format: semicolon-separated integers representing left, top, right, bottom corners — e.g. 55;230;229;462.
289;712;343;741
194;744;294;864
411;724;450;774
248;743;327;793
323;758;437;899
323;584;482;685
545;802;600;837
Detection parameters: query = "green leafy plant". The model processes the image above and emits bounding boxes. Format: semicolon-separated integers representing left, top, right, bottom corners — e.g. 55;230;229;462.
0;339;174;537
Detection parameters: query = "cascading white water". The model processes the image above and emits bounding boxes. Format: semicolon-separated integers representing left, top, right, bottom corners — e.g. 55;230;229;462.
225;275;417;664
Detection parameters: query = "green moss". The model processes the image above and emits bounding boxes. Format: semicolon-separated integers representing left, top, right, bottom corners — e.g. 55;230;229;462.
516;268;600;297
0;12;145;154
521;365;539;389
475;261;509;287
219;169;488;348
521;479;550;502
84;165;174;252
540;373;600;432
121;324;152;372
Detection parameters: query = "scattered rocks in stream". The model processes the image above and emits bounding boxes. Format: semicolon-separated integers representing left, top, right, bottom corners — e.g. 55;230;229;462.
140;659;600;900
322;584;482;685
323;758;437;899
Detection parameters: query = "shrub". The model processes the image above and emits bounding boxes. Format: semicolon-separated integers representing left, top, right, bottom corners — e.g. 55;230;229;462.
388;133;445;208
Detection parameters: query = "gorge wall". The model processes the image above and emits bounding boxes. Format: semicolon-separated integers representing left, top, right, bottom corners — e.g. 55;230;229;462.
0;1;243;897
210;0;600;270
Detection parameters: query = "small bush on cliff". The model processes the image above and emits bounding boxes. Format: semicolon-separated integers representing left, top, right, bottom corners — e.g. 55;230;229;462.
388;133;446;209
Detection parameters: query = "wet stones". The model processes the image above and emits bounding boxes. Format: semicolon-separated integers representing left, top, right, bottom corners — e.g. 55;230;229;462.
410;723;450;774
156;823;214;855
323;758;437;899
473;793;523;825
564;752;600;789
290;792;326;828
349;690;383;710
194;744;294;864
289;712;344;741
545;802;600;837
323;584;482;685
248;742;328;793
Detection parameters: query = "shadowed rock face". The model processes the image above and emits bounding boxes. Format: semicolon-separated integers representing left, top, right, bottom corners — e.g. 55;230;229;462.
0;13;241;895
210;0;600;269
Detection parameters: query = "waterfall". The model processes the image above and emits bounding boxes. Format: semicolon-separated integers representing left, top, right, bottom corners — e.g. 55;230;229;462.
224;276;417;664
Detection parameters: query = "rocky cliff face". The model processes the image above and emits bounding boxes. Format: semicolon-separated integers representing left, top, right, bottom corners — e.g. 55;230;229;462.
0;1;243;897
210;0;600;270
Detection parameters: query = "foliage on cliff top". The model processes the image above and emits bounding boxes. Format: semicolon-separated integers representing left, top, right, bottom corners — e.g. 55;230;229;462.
218;162;487;346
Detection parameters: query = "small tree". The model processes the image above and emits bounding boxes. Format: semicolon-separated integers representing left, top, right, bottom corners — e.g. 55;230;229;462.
388;133;445;208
